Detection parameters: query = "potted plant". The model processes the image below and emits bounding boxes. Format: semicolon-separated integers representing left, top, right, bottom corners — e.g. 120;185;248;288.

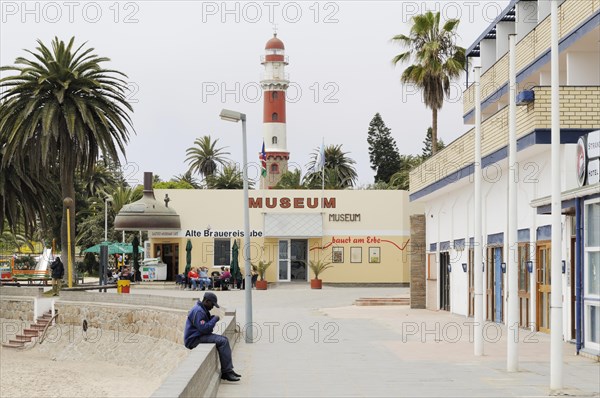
253;260;272;290
309;260;333;289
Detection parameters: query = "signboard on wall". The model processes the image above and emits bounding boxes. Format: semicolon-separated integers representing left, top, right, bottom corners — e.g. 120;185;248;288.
577;130;600;187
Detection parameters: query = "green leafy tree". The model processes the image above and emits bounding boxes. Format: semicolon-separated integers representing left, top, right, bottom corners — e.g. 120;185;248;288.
392;11;465;155
154;181;195;189
186;136;230;179
305;144;358;189
0;37;134;263
421;127;446;160
367;113;401;183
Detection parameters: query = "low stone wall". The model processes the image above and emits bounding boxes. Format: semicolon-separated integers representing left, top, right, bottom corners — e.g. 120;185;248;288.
0;296;35;321
59;290;203;311
0;286;44;297
56;301;187;344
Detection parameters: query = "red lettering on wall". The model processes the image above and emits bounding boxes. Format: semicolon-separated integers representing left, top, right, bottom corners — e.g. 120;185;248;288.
280;197;291;208
307;198;318;208
249;198;262;208
294;198;304;208
323;198;336;208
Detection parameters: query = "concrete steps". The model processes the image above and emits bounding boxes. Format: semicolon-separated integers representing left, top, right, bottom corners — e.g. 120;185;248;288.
354;297;410;306
2;310;55;349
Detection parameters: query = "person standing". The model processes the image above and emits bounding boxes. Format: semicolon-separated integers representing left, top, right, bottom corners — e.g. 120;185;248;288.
184;292;241;382
50;257;64;296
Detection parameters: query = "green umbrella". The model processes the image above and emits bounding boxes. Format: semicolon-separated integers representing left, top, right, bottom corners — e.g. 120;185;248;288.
83;241;127;255
230;240;242;287
185;239;192;276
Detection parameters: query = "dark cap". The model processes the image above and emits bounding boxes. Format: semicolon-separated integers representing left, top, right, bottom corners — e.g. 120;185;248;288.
203;292;220;308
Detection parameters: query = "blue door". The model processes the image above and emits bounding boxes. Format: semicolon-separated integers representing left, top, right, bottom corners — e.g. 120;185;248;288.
494;248;503;323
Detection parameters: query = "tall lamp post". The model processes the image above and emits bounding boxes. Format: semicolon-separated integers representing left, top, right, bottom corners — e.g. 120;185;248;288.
105;195;113;242
219;108;253;344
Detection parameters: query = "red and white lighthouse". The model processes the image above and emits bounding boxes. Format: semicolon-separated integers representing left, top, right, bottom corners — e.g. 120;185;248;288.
260;33;290;189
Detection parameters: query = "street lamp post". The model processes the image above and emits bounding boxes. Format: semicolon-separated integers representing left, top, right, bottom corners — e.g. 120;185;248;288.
105;196;113;242
220;108;253;344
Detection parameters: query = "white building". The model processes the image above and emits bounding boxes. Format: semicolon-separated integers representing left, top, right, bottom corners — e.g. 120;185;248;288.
410;0;600;357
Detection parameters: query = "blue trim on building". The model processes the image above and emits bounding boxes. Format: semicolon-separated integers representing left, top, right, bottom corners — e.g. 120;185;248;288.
518;228;530;243
576;197;583;353
430;243;437;252
464;9;600;123
410;129;592;202
440;241;451;251
537;225;552;241
487;232;504;245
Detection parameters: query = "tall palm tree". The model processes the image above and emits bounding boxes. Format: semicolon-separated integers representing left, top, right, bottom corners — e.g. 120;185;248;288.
392;11;465;155
306;144;358;189
186;136;230;179
0;37;133;263
0;147;55;233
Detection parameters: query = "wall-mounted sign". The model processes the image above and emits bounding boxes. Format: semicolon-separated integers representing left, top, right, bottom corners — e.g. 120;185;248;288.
577;130;600;187
185;229;263;238
328;213;361;222
249;197;336;209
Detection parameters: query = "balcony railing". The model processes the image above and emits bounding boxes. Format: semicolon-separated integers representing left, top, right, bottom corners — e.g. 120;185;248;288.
463;0;599;118
410;86;600;196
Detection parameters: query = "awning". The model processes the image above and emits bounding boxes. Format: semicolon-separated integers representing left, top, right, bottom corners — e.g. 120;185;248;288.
264;213;323;238
530;184;600;214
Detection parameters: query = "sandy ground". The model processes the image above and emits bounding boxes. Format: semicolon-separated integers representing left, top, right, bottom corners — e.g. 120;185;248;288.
0;320;189;398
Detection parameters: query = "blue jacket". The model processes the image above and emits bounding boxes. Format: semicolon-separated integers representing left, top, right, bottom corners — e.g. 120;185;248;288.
184;301;219;349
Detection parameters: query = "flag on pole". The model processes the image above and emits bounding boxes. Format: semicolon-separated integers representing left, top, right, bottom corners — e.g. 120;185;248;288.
314;138;325;172
260;141;267;178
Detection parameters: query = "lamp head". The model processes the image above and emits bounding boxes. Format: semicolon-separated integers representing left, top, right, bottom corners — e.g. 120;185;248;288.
220;109;246;122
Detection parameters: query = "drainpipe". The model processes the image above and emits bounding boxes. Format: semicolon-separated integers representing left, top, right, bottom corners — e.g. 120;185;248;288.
575;197;582;353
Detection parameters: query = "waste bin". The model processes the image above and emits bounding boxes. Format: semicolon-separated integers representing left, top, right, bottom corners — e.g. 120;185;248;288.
117;279;130;294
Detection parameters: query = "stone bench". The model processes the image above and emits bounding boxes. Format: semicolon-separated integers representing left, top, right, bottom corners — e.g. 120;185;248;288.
151;312;238;398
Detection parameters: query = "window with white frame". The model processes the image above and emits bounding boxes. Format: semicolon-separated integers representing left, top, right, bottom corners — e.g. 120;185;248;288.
584;198;600;351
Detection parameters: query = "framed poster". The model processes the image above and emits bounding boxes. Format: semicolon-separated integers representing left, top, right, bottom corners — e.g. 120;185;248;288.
350;247;362;263
369;247;381;263
332;247;344;263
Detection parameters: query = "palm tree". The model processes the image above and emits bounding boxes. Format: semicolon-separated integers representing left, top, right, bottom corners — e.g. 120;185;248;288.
173;171;202;189
0;148;56;233
109;185;143;214
186;136;230;179
274;170;306;189
305;144;358;189
0;37;133;263
392;11;465;155
206;164;253;189
388;155;423;190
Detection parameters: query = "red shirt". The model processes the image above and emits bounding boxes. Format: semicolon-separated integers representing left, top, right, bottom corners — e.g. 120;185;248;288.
188;270;199;279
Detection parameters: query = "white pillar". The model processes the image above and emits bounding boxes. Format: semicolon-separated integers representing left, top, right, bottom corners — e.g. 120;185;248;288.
474;66;484;356
550;0;563;390
507;34;519;372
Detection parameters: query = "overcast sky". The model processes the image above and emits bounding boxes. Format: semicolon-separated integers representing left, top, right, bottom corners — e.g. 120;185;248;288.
1;0;509;187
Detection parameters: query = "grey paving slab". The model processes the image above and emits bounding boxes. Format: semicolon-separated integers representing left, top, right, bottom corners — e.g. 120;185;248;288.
128;284;599;398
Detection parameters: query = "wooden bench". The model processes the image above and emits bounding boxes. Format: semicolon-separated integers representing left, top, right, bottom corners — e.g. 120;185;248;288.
11;277;51;285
